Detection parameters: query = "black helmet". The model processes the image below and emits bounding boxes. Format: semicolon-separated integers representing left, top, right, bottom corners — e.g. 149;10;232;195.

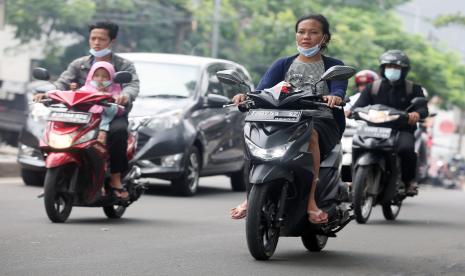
379;50;410;68
379;50;410;81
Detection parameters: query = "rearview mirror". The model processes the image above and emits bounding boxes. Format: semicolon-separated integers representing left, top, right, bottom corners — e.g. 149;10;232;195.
114;71;132;84
206;94;230;108
410;97;428;107
320;65;356;81
216;70;244;86
32;68;50;81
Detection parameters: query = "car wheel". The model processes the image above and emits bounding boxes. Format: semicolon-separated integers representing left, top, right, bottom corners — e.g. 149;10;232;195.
21;169;45;186
171;147;200;196
230;166;247;192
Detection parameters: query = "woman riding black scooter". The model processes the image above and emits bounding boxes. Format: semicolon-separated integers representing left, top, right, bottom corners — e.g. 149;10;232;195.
230;14;348;224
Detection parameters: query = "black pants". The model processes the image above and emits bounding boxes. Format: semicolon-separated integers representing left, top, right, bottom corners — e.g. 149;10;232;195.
107;116;129;174
397;131;416;184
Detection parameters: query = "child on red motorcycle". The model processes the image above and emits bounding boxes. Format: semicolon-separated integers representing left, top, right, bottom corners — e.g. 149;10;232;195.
79;61;124;144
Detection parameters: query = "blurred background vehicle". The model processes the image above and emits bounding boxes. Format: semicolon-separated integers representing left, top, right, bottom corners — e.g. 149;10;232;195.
0;80;29;146
17;53;254;196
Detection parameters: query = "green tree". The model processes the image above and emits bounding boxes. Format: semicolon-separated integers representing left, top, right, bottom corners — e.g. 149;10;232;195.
434;12;465;27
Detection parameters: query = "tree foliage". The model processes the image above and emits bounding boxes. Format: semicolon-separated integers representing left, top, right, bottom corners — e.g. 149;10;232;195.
434;12;465;27
5;0;465;107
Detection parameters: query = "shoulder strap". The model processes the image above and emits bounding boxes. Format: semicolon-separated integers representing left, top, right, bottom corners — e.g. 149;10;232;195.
405;80;413;96
370;79;382;96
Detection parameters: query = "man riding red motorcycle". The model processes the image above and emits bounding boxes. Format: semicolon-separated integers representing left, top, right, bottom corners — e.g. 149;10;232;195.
33;68;144;223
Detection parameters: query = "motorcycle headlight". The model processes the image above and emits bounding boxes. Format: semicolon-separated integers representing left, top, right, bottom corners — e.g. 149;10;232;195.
48;132;74;149
245;138;294;161
358;110;400;123
146;109;183;130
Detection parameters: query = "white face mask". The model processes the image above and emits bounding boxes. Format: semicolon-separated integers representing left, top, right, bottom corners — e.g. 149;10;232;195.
89;47;112;58
384;68;401;82
296;36;326;57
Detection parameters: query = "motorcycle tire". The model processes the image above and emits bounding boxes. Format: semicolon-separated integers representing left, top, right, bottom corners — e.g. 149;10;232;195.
103;205;126;219
246;184;281;261
171;147;200;196
43;166;73;223
301;232;328;252
352;166;375;224
382;201;402;220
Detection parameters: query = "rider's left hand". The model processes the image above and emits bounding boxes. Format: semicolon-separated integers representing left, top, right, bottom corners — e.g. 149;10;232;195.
323;95;342;108
408;111;420;125
114;94;129;105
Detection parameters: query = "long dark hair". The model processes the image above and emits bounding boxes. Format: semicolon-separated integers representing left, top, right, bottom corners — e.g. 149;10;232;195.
295;14;331;50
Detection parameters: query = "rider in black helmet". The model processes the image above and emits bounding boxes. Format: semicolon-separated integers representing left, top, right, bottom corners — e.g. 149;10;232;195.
348;50;429;196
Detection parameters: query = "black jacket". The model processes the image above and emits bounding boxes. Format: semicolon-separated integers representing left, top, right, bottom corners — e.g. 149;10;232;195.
350;78;428;131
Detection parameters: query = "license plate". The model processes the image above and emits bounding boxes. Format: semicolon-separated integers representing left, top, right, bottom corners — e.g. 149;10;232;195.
47;111;91;124
358;126;392;139
245;110;302;123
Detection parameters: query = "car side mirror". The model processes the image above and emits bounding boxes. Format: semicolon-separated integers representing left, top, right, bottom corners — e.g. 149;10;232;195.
32;68;50;81
206;94;230;108
114;71;132;84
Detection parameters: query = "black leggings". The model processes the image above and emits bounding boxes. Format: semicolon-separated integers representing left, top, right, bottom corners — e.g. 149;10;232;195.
107;116;129;174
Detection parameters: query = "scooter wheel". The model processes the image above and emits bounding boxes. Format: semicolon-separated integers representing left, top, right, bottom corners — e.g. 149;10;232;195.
103;205;126;219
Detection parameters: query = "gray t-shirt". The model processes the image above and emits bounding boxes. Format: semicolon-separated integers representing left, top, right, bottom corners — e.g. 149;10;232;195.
285;59;329;95
285;58;332;118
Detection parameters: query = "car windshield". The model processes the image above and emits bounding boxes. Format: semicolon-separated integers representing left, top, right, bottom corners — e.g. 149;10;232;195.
133;61;200;98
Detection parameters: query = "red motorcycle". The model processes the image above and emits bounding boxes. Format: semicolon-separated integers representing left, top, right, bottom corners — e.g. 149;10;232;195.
33;68;144;223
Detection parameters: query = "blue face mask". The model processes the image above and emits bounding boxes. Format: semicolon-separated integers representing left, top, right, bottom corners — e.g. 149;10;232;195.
384;68;401;82
89;47;112;58
296;36;326;57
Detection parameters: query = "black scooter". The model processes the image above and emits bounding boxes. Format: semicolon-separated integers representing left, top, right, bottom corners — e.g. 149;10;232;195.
217;65;355;260
351;98;428;223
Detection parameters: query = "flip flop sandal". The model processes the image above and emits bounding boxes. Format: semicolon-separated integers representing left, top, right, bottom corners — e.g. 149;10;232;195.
113;187;129;201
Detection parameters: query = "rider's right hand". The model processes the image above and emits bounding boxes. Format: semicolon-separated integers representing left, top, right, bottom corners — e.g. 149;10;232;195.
232;94;246;105
33;93;46;103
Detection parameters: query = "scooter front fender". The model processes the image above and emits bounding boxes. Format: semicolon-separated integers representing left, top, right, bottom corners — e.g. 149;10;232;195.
249;163;293;184
354;153;385;171
45;152;81;168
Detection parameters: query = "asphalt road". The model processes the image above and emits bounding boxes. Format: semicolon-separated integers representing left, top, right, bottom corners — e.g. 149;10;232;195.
1;176;465;276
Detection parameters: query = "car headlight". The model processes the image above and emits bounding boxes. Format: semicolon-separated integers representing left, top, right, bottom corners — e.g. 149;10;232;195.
146;109;183;130
30;103;51;122
161;153;183;167
245;138;294;161
128;116;152;131
130;109;183;131
358;110;400;123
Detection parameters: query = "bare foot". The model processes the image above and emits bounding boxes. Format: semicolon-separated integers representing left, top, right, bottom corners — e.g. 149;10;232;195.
307;209;328;224
230;200;247;219
97;131;107;144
